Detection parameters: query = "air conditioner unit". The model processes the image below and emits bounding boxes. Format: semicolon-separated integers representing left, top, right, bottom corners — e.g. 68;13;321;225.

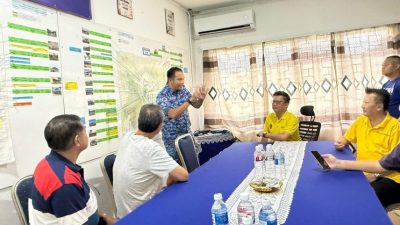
193;9;255;38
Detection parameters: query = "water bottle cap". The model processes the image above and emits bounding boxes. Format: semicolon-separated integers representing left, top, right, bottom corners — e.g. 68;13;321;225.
214;193;223;200
240;192;249;200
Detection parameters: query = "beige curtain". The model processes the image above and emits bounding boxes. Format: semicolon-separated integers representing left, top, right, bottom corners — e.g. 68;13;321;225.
203;23;400;141
261;34;342;140
203;44;268;141
333;24;400;123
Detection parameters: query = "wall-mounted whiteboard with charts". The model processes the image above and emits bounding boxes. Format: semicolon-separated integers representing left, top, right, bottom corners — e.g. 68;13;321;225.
0;0;191;189
57;14;120;164
0;0;65;189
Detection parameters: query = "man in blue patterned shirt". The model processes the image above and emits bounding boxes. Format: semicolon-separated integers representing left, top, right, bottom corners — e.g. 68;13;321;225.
156;67;207;161
382;55;400;118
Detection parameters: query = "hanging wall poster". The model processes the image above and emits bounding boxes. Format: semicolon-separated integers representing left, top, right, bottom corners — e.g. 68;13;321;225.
117;0;133;19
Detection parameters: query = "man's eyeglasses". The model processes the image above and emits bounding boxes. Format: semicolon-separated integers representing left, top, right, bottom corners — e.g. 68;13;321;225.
272;100;285;105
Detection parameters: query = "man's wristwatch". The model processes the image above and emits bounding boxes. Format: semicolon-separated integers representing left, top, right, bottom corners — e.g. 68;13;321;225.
187;98;193;105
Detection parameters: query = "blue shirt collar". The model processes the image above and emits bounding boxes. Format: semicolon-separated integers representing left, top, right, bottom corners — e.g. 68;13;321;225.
48;150;83;173
165;84;186;94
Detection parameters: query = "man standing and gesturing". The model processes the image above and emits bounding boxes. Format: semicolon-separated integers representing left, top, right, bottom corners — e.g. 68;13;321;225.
156;67;207;162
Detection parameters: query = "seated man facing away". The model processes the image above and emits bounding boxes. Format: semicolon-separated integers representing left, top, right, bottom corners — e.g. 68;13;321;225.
335;88;400;208
257;91;301;141
322;145;400;225
29;115;115;225
113;104;189;218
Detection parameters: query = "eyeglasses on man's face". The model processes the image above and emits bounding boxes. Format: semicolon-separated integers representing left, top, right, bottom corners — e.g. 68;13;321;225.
272;100;285;105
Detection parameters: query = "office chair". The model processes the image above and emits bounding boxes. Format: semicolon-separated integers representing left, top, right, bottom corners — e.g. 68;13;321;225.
175;133;200;173
100;152;117;216
11;175;33;225
299;105;321;141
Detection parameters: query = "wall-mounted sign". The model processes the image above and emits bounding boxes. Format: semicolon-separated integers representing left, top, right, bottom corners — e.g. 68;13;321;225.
117;0;133;19
165;9;175;36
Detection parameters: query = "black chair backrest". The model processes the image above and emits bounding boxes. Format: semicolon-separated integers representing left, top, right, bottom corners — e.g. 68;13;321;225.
99;152;117;217
175;134;200;173
300;105;316;121
11;175;33;225
299;121;321;141
103;153;116;185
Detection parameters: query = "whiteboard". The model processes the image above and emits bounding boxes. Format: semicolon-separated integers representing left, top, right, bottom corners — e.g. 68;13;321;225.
0;0;65;188
0;0;191;189
57;14;120;163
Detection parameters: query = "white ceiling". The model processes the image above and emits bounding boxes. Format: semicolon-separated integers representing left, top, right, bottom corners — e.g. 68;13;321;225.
173;0;259;11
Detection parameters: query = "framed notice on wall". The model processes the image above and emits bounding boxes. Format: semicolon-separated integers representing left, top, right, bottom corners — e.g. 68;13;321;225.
117;0;133;19
165;9;175;36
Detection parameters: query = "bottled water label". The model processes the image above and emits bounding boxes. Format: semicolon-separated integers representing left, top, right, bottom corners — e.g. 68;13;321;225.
259;213;268;225
240;214;254;225
260;220;277;225
274;151;285;165
274;158;285;166
259;216;278;225
237;192;255;225
212;193;228;225
256;154;264;161
212;212;228;225
238;208;255;225
259;201;277;225
254;146;265;181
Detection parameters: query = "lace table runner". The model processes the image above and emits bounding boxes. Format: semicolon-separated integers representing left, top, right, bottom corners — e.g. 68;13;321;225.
193;130;235;154
225;141;307;225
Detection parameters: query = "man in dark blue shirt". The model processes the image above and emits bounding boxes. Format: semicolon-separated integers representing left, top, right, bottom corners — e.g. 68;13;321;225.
29;115;116;224
382;55;400;118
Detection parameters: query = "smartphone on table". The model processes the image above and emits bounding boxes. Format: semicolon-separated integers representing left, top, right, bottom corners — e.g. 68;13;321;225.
311;150;331;171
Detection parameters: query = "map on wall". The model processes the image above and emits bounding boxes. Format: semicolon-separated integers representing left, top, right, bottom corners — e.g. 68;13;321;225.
113;31;187;133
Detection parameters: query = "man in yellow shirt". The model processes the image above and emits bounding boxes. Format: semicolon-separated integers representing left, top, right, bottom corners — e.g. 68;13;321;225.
257;91;301;141
335;88;400;208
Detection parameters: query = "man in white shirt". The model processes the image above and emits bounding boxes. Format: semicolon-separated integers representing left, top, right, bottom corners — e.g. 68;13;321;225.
113;104;189;218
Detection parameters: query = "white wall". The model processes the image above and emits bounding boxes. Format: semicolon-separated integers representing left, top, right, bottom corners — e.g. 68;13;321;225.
192;0;400;133
0;0;190;224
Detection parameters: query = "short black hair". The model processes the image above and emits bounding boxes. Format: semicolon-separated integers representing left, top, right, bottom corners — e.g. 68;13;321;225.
273;91;290;103
386;55;400;64
138;104;164;133
44;114;84;151
167;67;183;80
365;88;390;111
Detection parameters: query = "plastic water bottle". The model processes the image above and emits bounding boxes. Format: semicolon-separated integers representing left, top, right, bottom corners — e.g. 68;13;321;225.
264;144;275;179
254;144;265;181
274;148;285;181
237;192;255;225
211;193;229;225
259;200;278;225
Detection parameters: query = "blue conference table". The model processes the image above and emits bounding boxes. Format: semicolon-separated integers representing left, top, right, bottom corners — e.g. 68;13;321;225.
115;142;391;225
